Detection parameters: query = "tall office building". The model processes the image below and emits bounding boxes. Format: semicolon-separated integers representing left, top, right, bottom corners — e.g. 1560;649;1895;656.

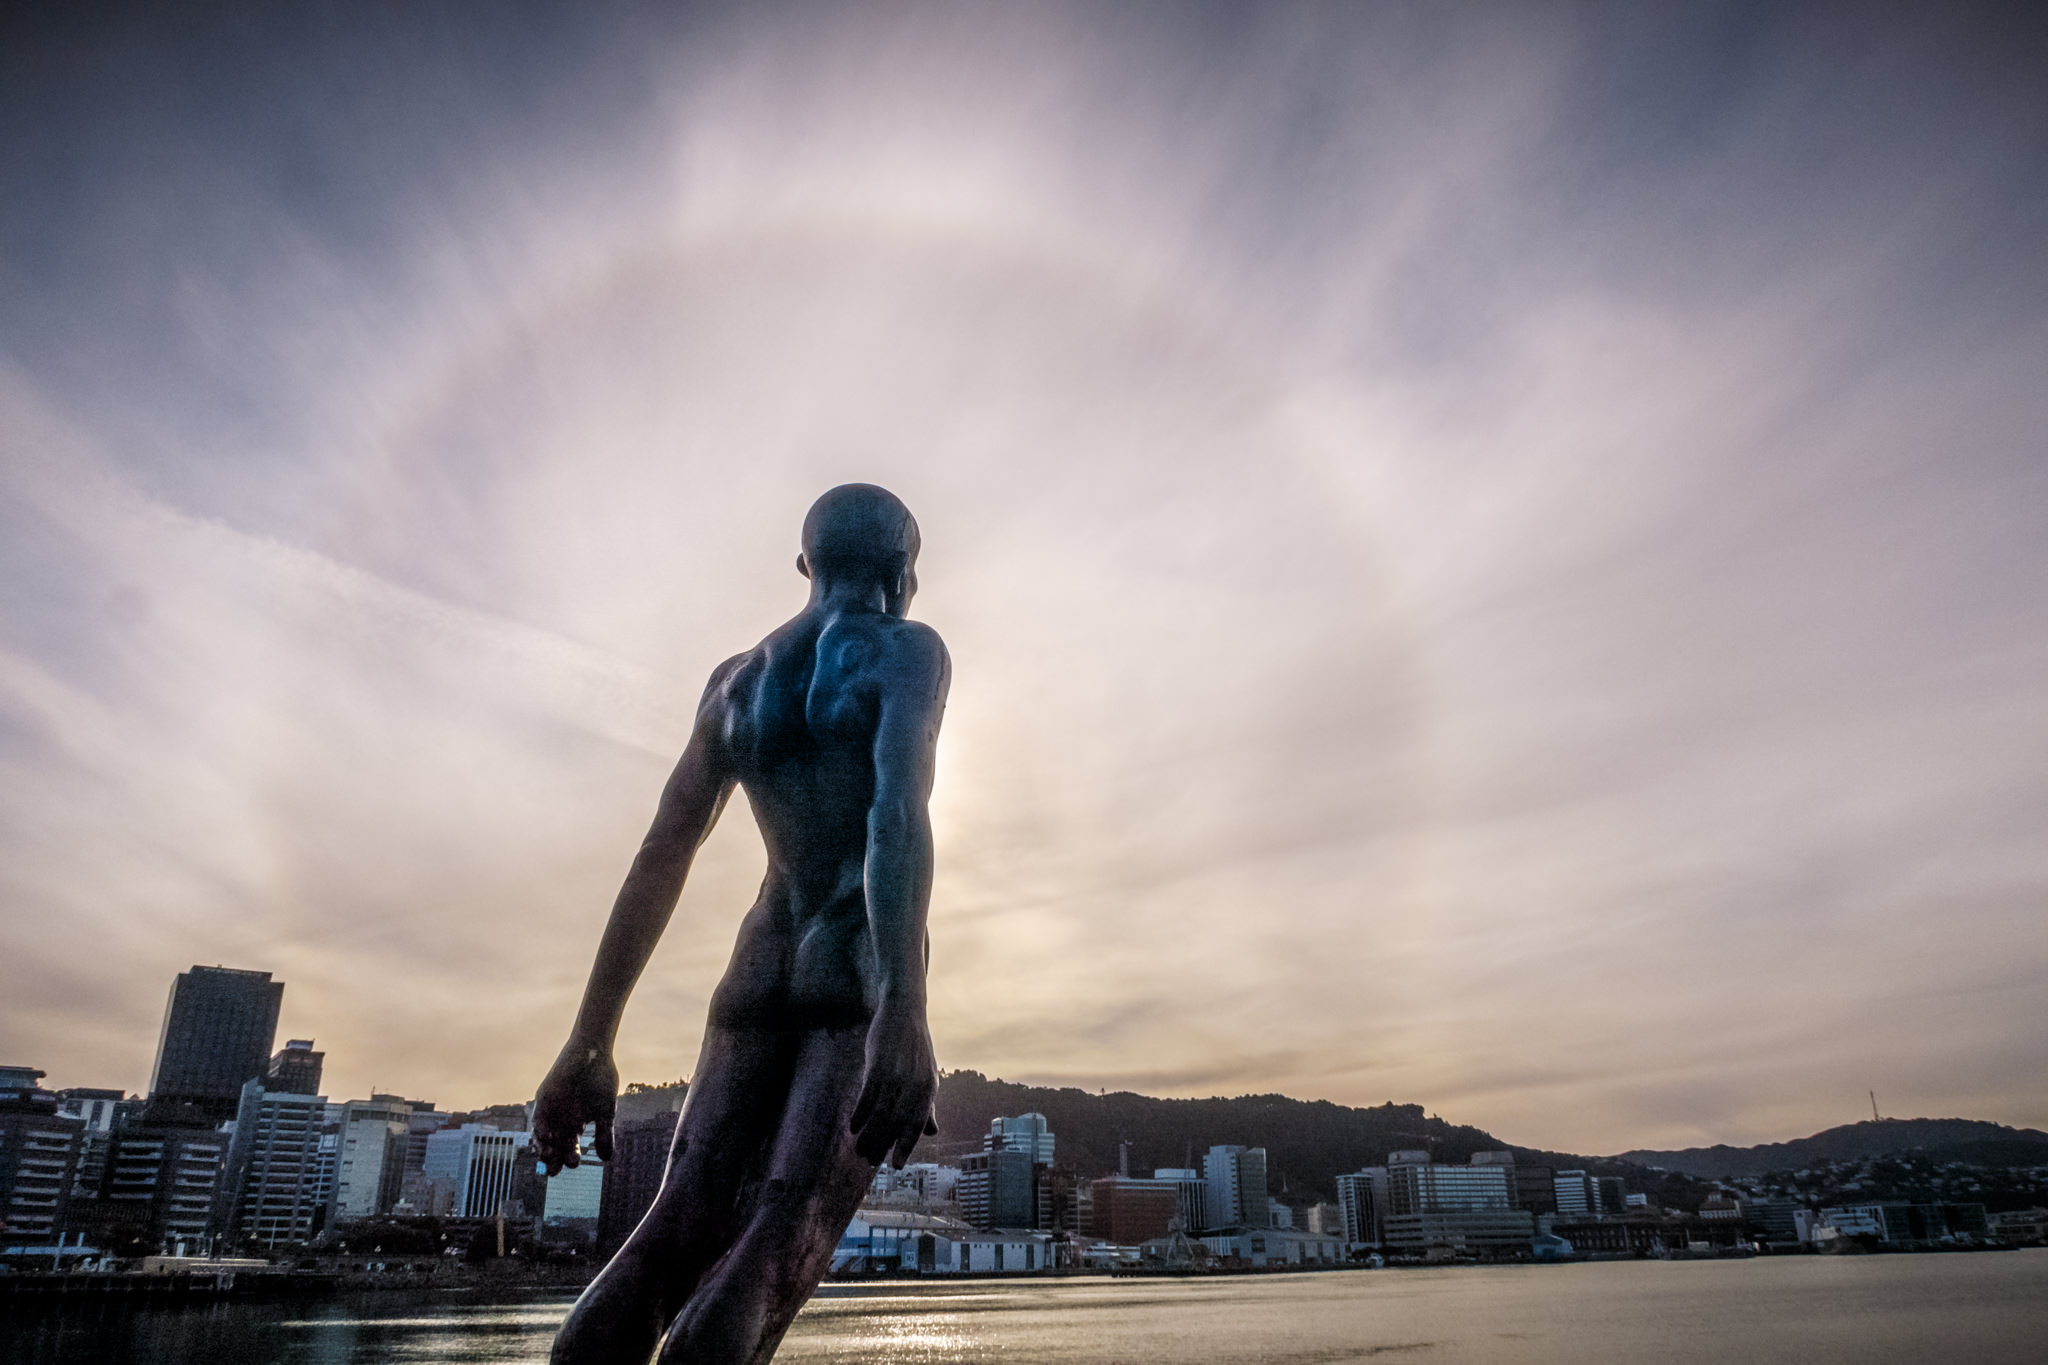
148;967;284;1122
955;1112;1058;1231
103;1124;230;1253
598;1109;681;1254
219;1078;335;1248
1381;1151;1533;1255
329;1096;423;1222
1202;1145;1269;1231
1336;1167;1388;1245
984;1113;1055;1164
958;1148;1036;1229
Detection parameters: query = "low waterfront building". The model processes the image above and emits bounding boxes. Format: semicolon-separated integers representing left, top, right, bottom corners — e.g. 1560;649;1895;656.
1198;1225;1345;1267
836;1207;973;1273
835;1208;1052;1274
1988;1208;2048;1245
1547;1215;1689;1257
1817;1203;1990;1246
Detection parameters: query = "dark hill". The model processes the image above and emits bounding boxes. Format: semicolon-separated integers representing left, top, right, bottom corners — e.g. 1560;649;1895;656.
928;1071;1690;1206
1616;1118;2048;1180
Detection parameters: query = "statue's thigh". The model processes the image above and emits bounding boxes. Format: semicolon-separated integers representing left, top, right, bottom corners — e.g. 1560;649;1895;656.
762;1026;870;1189
647;1027;799;1216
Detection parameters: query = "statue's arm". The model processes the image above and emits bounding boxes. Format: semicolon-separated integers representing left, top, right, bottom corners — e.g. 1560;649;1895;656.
849;623;950;1166
532;664;738;1174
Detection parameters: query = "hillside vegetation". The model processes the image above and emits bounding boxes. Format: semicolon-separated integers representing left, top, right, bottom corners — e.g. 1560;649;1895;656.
927;1071;1695;1206
1617;1118;2048;1180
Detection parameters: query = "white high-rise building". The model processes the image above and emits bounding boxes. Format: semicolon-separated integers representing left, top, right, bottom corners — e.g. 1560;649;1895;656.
423;1125;527;1219
1202;1146;1269;1231
985;1113;1054;1164
329;1096;419;1222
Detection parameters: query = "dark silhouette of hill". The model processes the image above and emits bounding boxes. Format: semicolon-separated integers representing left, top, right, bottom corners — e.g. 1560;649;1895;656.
1617;1118;2048;1179
927;1070;1697;1206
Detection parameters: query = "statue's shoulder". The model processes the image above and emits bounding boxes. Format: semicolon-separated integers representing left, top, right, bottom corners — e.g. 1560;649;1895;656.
693;646;765;720
871;618;949;690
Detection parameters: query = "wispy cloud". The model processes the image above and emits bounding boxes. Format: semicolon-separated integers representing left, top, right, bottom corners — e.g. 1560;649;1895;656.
2;2;2044;1151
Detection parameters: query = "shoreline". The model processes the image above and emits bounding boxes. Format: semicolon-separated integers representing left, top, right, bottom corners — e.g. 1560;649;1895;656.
3;1241;2022;1313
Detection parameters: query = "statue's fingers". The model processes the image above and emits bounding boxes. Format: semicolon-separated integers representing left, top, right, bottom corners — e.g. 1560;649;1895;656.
593;1115;614;1164
923;1114;938;1136
855;1099;897;1163
890;1128;919;1169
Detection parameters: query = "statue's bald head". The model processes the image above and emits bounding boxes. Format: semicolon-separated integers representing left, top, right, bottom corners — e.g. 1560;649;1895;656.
799;483;920;590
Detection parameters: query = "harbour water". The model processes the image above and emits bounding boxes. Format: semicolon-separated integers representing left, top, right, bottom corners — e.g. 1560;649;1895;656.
7;1252;2046;1365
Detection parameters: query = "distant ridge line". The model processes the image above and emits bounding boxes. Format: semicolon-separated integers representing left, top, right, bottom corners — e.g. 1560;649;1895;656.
1615;1117;2048;1180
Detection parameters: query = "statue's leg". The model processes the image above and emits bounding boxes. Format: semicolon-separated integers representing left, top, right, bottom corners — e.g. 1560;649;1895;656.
654;1025;875;1365
550;1025;796;1365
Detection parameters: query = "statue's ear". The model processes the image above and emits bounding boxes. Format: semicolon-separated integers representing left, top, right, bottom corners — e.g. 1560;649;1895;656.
796;553;811;580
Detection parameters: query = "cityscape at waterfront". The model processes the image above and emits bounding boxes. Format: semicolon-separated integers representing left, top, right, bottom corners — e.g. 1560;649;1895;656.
8;4;2048;1360
5;963;2044;1297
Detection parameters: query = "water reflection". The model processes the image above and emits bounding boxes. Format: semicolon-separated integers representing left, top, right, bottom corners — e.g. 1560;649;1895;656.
6;1255;2048;1365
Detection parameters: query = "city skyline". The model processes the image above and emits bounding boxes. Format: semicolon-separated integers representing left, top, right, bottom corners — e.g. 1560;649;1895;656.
9;959;2041;1164
3;5;2047;1156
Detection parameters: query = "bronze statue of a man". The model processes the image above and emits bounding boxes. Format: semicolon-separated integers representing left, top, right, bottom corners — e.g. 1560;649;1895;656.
532;484;948;1364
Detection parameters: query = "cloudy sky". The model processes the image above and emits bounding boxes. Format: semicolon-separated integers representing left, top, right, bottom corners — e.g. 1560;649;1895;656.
2;3;2044;1155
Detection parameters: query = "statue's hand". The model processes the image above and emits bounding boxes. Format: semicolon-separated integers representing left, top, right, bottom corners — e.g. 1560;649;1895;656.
849;1004;940;1167
531;1040;618;1177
